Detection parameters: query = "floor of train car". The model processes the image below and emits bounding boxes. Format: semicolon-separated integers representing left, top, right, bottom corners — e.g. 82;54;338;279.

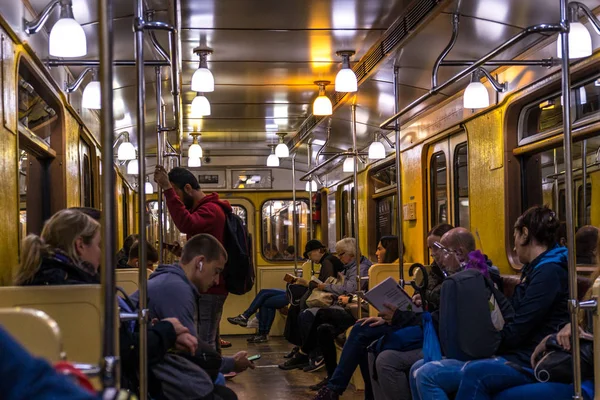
221;336;363;400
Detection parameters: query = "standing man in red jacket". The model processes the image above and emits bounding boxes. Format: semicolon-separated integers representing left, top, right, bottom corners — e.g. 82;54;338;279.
154;165;232;352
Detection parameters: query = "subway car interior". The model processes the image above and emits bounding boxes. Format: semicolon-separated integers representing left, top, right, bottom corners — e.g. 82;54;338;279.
2;0;600;399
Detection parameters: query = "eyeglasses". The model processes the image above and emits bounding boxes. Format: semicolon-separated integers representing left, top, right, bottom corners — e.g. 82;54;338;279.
432;242;458;256
338;252;346;257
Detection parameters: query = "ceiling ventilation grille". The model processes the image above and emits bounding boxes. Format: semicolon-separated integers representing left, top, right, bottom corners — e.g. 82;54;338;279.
290;0;441;149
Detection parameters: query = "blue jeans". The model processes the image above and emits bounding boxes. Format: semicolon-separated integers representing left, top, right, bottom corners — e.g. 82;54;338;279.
410;358;465;400
243;289;287;335
327;321;396;397
493;383;588;400
455;357;535;400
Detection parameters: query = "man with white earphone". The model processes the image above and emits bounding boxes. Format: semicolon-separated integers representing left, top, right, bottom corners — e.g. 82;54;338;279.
130;233;254;397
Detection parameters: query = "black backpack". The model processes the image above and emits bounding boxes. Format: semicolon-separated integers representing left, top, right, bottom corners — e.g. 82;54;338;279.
439;269;514;361
222;210;255;295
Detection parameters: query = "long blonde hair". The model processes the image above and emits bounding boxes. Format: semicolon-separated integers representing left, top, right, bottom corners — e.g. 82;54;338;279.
15;209;100;285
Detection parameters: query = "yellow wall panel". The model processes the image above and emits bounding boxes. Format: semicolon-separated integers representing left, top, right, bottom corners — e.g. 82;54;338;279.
63;113;80;208
401;146;426;264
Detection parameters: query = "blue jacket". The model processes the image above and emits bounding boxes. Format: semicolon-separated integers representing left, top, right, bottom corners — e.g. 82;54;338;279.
500;246;570;366
0;326;98;399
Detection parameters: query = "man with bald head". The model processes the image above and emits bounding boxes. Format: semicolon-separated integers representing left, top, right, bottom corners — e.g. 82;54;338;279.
439;227;476;274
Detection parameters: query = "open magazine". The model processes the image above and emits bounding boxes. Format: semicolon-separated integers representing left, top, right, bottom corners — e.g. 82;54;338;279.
363;277;423;313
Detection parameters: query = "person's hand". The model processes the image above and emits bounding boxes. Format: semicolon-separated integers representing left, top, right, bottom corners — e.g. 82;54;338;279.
317;283;327;291
162;318;189;336
175;332;198;355
412;293;422;307
232;351;256;373
308;281;319;290
556;323;572;351
531;334;551;367
338;295;350;306
378;303;398;323
154;166;172;190
357;316;386;327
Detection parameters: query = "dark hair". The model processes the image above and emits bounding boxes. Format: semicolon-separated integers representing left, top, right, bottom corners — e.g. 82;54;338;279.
69;207;101;221
123;234;139;255
168;167;200;191
129;240;159;264
514;205;560;249
285;245;295;254
576;225;599;260
181;233;227;264
379;236;399;263
428;223;454;238
556;222;568;246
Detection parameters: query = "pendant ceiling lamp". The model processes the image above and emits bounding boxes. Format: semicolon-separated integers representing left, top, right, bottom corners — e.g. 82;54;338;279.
343;148;354;173
275;132;289;158
117;132;136;161
557;22;592;59
127;158;139;175
335;50;357;92
368;141;386;160
188;133;203;159
463;72;490;109
191;48;214;92
305;180;318;192
82;69;101;109
188;157;201;167
191;93;211;117
145;177;154;194
24;0;87;58
313;80;332;116
266;145;279;167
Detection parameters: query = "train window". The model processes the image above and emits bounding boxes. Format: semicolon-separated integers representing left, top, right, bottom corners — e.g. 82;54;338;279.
371;164;396;192
521;138;599;226
80;139;93;207
18;76;58;144
575;78;600;121
454;143;469;228
430;152;448;225
327;194;337;252
520;93;564;141
261;200;308;262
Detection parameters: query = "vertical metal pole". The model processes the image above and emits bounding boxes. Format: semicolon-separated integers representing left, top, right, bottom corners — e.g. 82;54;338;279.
134;1;148;398
156;67;164;264
582;140;587;226
559;1;582;398
173;0;183;165
161;105;169;262
351;103;362;319
393;66;404;286
99;0;118;389
554;149;560;214
292;154;299;276
307;142;315;276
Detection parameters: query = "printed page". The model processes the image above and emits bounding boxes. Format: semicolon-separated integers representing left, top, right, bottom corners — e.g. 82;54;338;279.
310;275;323;284
364;277;422;313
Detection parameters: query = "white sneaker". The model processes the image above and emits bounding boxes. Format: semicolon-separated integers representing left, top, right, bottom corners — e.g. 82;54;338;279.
247;315;259;329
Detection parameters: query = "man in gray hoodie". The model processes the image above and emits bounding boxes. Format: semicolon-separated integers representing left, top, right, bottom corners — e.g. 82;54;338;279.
130;233;254;394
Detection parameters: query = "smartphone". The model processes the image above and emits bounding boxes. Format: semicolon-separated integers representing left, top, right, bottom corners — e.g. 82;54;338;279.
248;354;261;361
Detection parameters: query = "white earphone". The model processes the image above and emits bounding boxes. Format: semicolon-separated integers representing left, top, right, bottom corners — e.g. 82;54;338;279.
198;261;203;272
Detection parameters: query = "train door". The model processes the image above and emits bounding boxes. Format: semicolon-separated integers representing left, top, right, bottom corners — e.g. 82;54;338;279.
427;132;469;230
79;138;94;207
220;198;256;335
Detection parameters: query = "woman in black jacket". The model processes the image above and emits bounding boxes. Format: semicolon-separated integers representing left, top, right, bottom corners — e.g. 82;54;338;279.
15;208;195;397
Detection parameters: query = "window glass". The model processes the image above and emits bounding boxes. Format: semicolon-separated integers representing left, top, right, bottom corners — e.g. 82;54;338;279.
430;152;448;226
375;195;397;245
578;183;592;228
231;205;247;226
370;164;396;192
521;94;564;140
576;79;600;121
18;76;58;144
454;143;469;228
339;184;355;239
327;194;337;253
261;200;308;262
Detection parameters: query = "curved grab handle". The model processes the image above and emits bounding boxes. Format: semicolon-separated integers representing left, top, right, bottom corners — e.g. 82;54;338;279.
408;263;428;306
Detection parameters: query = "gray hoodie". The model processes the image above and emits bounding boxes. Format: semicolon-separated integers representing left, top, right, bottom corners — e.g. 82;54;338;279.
130;264;235;373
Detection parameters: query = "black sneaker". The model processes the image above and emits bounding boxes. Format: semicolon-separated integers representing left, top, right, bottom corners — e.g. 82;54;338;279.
311;387;339;400
303;355;325;372
247;334;268;343
309;377;329;391
227;314;248;327
278;353;309;370
284;346;299;359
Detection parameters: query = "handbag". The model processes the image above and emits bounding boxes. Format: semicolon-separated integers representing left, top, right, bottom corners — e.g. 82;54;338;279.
305;276;342;308
152;352;215;399
532;334;594;383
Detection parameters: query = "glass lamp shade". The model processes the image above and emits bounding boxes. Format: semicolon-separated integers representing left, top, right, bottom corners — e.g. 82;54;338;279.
191;95;211;117
313;95;332;116
127;159;139;175
343;156;354;172
557;22;592;59
275;142;289;158
368;141;386;160
117;141;136;161
305;180;318;192
188;142;203;158
188;157;201;167
463;81;490;109
145;181;154;194
82;80;101;109
49;18;87;57
266;153;279;167
191;67;214;92
335;68;358;92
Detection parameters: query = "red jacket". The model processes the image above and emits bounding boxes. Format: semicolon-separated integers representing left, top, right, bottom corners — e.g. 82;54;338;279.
164;189;232;295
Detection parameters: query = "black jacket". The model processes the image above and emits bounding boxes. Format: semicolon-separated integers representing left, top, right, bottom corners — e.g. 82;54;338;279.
317;252;345;281
23;254;100;286
499;246;570;366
